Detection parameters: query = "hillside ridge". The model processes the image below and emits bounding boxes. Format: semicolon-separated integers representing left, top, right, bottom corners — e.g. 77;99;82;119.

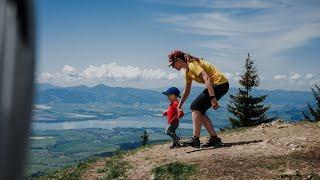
76;120;320;179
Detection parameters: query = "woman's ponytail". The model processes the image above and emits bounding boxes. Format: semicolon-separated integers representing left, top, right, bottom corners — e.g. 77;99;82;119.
168;50;200;63
184;53;200;63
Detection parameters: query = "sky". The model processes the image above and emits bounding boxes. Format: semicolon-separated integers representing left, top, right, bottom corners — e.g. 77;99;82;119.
36;0;320;91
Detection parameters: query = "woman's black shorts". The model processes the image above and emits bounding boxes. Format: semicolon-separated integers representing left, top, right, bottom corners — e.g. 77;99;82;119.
190;82;229;115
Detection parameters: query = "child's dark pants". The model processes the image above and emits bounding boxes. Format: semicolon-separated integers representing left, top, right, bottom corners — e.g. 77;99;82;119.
165;123;180;141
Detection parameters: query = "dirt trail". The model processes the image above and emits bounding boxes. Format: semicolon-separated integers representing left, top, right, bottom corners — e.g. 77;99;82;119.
83;120;320;179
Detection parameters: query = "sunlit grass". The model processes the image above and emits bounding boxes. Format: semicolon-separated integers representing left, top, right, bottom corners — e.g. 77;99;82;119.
152;161;197;180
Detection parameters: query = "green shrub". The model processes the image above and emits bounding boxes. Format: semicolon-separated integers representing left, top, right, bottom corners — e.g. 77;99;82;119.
152;161;197;180
29;157;98;180
98;151;131;179
302;84;320;122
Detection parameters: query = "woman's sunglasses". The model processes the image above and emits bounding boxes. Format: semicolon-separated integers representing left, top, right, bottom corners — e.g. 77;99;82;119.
170;58;183;68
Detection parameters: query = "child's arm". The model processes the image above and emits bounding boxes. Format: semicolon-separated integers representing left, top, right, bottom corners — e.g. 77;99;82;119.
169;114;177;122
170;111;183;122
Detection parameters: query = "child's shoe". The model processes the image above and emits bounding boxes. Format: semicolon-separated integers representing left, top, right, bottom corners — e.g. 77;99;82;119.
169;140;180;149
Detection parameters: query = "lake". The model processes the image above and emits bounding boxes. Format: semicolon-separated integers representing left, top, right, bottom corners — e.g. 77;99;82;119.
31;115;231;131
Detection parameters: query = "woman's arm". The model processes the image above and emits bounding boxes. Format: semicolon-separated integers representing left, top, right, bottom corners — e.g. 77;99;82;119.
200;71;219;109
178;81;192;109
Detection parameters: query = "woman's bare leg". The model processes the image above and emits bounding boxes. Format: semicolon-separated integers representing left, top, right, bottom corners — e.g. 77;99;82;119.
191;110;202;137
201;114;218;137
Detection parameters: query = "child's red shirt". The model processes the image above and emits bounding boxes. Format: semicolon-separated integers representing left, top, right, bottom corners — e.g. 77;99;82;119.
162;100;183;124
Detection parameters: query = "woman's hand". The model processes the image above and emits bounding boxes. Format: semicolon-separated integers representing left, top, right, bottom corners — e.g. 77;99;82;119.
211;97;220;110
177;109;184;119
200;71;219;110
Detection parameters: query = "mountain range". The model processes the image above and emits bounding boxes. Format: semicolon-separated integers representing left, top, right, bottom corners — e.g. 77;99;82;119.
35;83;314;109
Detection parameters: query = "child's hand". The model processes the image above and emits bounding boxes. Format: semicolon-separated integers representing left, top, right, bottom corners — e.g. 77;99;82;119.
177;110;184;118
162;111;167;116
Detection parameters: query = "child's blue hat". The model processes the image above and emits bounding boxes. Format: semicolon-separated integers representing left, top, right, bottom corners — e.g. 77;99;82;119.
162;87;181;97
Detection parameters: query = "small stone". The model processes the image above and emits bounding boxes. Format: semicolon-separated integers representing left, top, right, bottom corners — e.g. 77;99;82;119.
294;137;307;141
271;119;284;125
280;169;300;177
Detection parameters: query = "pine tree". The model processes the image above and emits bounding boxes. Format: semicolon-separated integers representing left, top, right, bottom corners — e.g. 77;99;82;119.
302;85;320;122
227;53;275;128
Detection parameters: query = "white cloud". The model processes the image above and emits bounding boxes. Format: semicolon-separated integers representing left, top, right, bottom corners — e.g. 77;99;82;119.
273;73;316;81
221;72;243;82
62;65;76;74
38;72;54;82
289;73;301;80
167;73;178;80
226;71;319;90
273;74;287;80
81;63;177;81
224;72;233;79
38;62;179;86
305;73;314;79
234;76;241;81
82;63;142;81
309;79;320;86
156;1;320;57
269;72;319;90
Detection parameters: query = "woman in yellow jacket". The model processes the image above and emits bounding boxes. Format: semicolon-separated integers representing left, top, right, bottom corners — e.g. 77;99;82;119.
168;50;229;148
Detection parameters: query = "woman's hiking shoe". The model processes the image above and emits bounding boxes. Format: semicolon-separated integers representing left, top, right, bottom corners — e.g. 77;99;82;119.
200;136;222;148
181;136;200;148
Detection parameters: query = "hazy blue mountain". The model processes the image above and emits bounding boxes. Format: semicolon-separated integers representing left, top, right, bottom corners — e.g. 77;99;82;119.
35;83;313;108
35;83;61;91
188;86;313;108
250;89;314;108
35;83;166;104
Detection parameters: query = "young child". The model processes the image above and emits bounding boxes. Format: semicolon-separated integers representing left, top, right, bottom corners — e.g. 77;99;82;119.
162;87;184;148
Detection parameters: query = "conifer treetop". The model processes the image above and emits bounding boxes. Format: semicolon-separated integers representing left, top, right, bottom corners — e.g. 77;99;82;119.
239;53;260;91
